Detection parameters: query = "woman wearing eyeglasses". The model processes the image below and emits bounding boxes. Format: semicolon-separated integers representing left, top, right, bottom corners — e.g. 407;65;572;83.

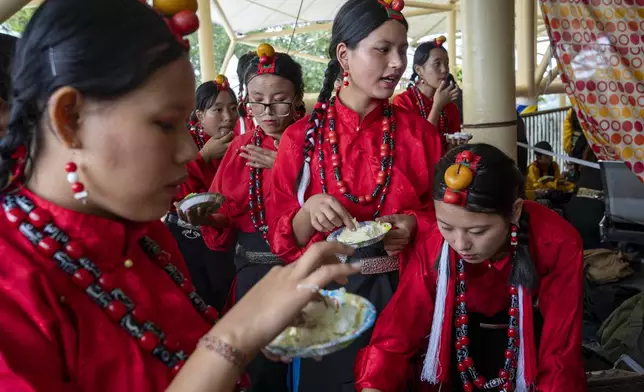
192;43;305;392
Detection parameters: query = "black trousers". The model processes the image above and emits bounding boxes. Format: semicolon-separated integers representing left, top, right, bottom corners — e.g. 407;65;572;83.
235;231;290;392
165;215;235;312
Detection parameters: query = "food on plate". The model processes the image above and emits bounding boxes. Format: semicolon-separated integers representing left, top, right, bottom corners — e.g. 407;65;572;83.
335;219;391;245
266;289;376;358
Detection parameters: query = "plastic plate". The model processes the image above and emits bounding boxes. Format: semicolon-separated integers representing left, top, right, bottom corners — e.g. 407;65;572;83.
326;220;392;249
176;192;225;215
264;289;376;358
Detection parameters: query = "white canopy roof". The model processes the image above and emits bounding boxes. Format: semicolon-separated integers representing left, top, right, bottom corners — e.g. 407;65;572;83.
213;0;461;40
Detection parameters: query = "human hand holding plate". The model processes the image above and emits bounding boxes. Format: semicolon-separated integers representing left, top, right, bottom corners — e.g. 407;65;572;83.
203;242;359;358
377;214;417;256
264;288;376;359
174;192;226;227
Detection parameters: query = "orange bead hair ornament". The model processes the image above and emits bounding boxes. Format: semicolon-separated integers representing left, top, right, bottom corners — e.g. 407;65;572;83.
256;43;277;74
377;0;405;20
442;150;481;207
435;35;447;47
150;0;200;49
214;74;229;91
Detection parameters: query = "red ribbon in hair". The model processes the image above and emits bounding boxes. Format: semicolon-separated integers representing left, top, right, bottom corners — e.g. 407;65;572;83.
377;0;405;21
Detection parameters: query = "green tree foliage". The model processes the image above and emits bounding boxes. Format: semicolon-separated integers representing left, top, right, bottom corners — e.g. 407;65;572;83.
0;7;36;35
189;24;330;93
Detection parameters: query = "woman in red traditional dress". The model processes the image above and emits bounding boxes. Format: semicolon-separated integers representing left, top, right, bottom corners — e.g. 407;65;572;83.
0;0;242;390
355;144;586;392
196;43;305;392
167;75;237;312
393;36;461;151
266;0;443;390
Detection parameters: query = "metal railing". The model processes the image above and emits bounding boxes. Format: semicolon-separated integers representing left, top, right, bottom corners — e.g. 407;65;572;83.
521;106;571;167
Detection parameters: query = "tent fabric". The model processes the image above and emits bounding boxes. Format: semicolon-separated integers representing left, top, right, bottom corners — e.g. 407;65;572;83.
540;0;644;182
211;0;460;39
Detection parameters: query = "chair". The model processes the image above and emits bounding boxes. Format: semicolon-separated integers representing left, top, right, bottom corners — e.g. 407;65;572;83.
599;161;644;245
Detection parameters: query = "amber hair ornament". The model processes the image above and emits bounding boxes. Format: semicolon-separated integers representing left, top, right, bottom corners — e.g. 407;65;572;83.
378;0;406;21
214;74;230;91
442;150;481;207
256;43;277;74
148;0;200;49
434;35;446;47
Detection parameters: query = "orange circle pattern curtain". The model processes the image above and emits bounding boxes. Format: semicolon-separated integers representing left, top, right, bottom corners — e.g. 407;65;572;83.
540;0;644;182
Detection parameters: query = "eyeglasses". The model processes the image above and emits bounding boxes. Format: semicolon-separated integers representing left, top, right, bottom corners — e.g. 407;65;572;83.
247;102;293;117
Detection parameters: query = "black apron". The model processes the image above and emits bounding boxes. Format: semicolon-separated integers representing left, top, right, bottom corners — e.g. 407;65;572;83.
235;231;290;392
297;242;399;392
446;307;544;391
164;213;235;312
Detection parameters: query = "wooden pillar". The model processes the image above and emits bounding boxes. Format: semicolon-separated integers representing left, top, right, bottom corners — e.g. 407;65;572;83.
197;0;216;82
461;0;517;159
447;7;457;76
516;0;537;108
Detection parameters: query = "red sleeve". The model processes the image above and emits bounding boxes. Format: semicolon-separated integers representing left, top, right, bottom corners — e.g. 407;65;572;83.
201;139;245;251
0;272;81;391
446;102;461;134
401;113;443;240
355;234;441;391
392;90;415;113
536;236;586;391
265;120;308;263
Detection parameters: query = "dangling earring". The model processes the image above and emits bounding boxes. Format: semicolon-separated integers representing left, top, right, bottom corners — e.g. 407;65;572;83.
246;103;254;117
65;162;88;203
342;71;349;87
294;104;305;120
510;224;518;247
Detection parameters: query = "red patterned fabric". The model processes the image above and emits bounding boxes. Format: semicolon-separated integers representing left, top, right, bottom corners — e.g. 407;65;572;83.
0;187;211;391
541;0;644;181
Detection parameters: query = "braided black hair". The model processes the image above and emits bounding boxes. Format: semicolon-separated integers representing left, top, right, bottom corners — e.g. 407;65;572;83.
236;51;256;117
408;40;447;88
0;0;186;190
0;34;17;103
302;0;408;163
434;143;538;291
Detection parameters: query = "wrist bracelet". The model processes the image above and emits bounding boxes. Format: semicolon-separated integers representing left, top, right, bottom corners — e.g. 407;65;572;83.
198;335;248;368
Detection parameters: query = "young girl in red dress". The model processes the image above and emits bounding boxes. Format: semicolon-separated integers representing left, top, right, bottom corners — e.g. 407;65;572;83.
393;36;461;151
266;0;443;390
355;144;586;392
197;43;305;392
167;76;238;311
0;0;246;390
